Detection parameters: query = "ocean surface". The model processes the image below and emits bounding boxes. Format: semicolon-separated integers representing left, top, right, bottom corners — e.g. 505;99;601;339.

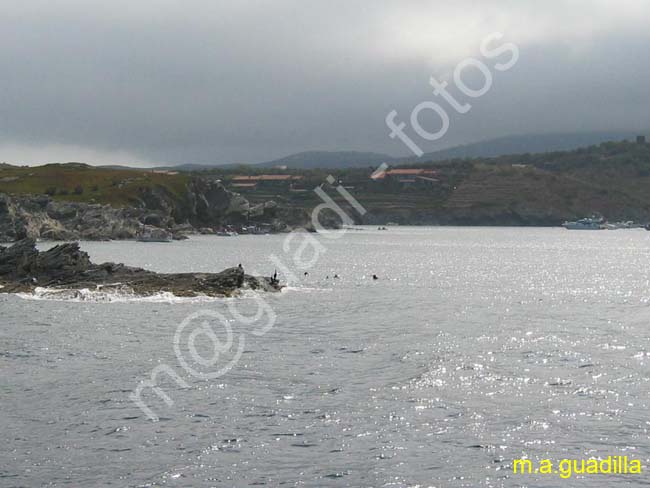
2;227;650;487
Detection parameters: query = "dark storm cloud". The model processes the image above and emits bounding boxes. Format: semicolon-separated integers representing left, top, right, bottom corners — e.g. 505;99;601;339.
0;1;649;166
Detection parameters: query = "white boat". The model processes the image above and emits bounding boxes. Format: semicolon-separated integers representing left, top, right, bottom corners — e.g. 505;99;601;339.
562;217;604;230
603;221;636;230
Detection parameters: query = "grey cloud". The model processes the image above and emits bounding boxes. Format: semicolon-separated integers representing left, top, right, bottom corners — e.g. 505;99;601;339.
0;1;649;166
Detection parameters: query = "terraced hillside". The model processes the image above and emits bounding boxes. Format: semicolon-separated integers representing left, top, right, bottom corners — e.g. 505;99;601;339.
441;163;650;225
202;139;650;226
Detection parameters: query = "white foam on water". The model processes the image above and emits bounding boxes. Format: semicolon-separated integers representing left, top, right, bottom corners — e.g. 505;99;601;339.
13;281;302;303
281;285;332;294
17;286;222;304
14;283;294;303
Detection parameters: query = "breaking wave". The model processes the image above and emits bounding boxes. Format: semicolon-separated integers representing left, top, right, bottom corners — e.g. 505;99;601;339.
17;286;225;303
13;283;328;303
281;286;331;293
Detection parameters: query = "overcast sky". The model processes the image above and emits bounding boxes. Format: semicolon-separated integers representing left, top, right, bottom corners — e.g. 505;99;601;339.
1;1;649;167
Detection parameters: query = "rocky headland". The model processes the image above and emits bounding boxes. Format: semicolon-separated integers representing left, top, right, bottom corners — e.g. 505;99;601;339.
0;238;282;297
0;175;306;242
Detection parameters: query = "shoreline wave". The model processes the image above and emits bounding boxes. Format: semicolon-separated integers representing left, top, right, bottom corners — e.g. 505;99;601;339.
15;284;327;303
16;286;260;303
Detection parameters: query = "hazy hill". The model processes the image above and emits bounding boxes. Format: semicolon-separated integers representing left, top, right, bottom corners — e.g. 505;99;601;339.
153;151;394;171
253;150;393;169
173;131;642;170
401;131;640;163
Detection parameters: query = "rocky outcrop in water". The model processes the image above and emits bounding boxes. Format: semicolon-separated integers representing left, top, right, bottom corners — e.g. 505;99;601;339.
0;238;282;297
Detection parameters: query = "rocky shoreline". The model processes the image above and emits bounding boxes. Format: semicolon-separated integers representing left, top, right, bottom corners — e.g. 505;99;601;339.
0;239;282;297
0;177;309;242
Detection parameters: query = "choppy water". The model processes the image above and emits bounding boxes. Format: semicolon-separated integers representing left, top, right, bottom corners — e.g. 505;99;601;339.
2;227;650;487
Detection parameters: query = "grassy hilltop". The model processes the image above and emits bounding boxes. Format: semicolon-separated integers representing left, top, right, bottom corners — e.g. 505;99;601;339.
0;163;190;207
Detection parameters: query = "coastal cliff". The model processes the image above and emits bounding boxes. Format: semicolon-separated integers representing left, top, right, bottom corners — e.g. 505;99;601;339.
0;165;305;241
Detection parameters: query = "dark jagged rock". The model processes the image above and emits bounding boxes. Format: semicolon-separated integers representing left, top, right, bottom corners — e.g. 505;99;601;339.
0;238;39;277
0;239;283;297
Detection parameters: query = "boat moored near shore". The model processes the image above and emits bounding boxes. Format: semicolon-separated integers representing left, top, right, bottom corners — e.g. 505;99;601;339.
562;217;604;230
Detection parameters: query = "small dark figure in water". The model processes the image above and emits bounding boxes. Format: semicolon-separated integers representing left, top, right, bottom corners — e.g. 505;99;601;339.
272;270;278;283
334;274;339;279
372;274;379;280
304;271;309;276
238;263;243;270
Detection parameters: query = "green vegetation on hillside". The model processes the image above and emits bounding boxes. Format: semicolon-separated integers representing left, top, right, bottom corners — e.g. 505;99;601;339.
0;163;190;207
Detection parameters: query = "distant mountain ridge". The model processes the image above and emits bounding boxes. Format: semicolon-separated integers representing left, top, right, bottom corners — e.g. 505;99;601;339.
252;150;392;169
407;131;640;163
160;131;643;171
